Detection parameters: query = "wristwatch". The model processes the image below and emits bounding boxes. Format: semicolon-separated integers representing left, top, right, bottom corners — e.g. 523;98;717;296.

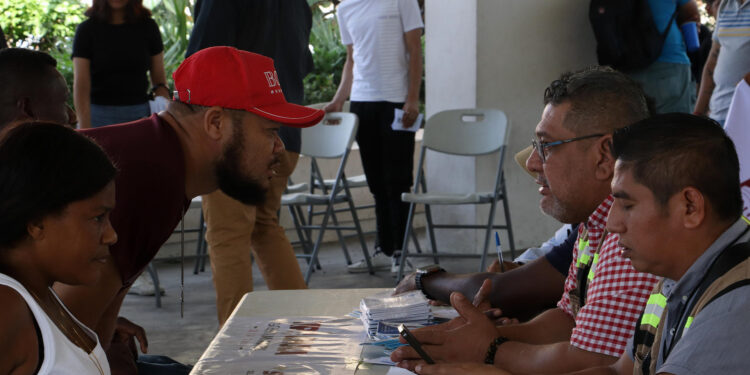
415;264;445;300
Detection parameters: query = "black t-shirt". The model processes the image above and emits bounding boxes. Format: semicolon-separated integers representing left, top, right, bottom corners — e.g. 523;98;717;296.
544;223;579;276
185;0;313;153
72;18;163;106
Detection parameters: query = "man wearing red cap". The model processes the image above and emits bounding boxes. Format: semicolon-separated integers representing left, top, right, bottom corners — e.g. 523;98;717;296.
53;46;324;374
185;0;314;328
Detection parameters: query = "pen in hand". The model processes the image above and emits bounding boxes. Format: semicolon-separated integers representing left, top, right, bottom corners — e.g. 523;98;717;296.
495;231;505;272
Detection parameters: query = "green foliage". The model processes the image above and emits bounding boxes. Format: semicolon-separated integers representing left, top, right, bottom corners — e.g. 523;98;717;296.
303;1;346;105
145;0;194;82
0;0;85;51
0;0;86;104
0;0;352;108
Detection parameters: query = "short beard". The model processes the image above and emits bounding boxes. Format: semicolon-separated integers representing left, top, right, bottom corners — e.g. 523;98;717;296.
215;122;267;205
541;194;590;224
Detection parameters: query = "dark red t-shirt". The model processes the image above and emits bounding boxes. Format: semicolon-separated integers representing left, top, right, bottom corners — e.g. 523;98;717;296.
81;114;188;286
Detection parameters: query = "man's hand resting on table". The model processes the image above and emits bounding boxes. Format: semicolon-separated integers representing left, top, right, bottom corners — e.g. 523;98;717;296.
390;291;502;371
393;271;419;296
472;279;519;326
393;272;449;306
395;277;518;325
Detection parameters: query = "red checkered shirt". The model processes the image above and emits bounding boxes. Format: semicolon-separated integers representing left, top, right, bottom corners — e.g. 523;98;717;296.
557;195;660;357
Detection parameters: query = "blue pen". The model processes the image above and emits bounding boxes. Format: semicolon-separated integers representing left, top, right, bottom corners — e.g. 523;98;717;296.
495;231;505;272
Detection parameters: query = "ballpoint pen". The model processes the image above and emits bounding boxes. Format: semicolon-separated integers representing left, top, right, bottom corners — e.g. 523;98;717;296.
495;231;505;272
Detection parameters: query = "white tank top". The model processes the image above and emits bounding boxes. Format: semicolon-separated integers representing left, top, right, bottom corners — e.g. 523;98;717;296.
0;273;111;375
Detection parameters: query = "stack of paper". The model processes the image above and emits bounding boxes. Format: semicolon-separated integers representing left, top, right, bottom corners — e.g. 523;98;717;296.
359;290;432;337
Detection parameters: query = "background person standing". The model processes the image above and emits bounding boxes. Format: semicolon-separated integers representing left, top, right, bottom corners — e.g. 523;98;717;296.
325;0;424;273
72;0;169;128
694;0;750;124
627;0;700;114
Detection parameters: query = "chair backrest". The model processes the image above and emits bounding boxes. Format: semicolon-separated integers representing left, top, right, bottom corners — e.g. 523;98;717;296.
422;108;509;156
299;112;358;159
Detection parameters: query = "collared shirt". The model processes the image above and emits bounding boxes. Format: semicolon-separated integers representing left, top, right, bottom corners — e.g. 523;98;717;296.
558;196;661;357
628;218;750;374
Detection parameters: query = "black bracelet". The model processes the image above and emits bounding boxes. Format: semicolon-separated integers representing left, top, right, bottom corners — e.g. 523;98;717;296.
484;336;509;364
414;268;444;300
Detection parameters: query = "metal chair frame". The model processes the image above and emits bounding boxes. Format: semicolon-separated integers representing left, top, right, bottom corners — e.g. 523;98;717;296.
281;112;374;282
396;109;516;281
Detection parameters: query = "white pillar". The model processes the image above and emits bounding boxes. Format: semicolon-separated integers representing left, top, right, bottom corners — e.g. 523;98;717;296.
425;0;598;255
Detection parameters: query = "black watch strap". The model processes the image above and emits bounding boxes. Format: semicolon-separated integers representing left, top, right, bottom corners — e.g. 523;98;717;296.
415;266;444;300
484;336;509;364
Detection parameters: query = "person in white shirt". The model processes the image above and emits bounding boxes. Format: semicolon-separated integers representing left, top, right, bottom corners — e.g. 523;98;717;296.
325;0;424;273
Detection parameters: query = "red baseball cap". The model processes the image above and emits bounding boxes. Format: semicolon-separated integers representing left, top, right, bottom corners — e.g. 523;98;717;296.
173;46;323;128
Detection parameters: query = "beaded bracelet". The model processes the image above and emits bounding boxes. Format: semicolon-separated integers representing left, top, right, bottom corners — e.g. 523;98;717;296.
484;336;509;364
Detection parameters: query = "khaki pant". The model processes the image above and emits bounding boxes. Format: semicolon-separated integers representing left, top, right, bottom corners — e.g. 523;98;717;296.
202;150;306;326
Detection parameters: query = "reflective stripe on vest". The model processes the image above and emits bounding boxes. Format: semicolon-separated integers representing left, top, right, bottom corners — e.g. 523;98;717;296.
641;293;667;329
577;239;591;267
683;316;694;336
640;293;695;335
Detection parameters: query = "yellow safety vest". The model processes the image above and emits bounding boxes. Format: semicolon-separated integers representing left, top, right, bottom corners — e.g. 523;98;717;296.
569;229;607;316
633;238;750;375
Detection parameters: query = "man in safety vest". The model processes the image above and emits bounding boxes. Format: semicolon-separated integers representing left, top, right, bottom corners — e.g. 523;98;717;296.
410;114;750;375
391;66;661;373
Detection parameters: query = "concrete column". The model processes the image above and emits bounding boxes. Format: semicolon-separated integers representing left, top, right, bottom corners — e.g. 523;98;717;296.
425;0;598;255
424;0;479;252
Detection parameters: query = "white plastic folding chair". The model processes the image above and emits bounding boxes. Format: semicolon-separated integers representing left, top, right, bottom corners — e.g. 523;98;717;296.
395;108;516;281
304;102;375;234
281;112;374;282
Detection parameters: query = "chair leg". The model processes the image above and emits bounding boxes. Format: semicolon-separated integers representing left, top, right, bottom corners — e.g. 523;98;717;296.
397;202;418;282
297;206;317;263
303;204;336;283
193;211;207;274
423;204;440;265
411;226;423;254
501;179;516;259
199;213;208;272
288;205;309;259
290;205;321;270
346;196;373;275
328;208;353;265
146;262;161;308
479;199;499;272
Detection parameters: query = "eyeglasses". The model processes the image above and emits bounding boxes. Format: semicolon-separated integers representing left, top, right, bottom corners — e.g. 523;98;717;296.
531;133;604;163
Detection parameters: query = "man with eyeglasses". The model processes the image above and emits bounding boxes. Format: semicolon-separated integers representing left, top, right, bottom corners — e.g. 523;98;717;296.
391;66;661;374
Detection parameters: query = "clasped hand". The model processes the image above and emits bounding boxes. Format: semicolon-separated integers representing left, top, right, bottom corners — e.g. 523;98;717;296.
390;287;502;371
